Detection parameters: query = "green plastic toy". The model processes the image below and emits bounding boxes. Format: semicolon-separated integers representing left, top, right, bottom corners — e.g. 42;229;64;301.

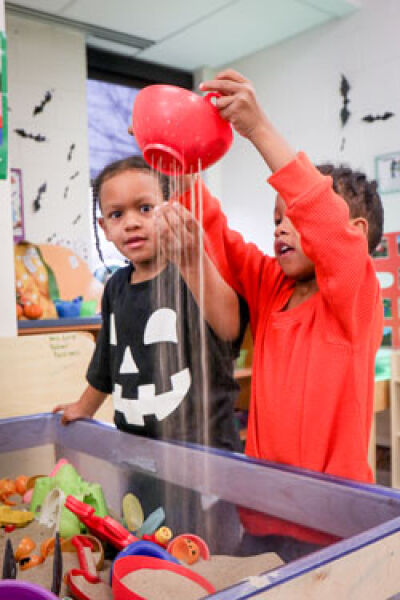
30;463;108;537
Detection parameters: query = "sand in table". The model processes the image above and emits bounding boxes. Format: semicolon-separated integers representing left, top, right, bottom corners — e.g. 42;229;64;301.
69;572;113;599
191;553;283;591
120;552;283;599
122;568;208;600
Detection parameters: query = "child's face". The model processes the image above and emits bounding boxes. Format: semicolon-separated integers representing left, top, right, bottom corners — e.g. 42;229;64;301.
98;169;165;269
274;195;315;281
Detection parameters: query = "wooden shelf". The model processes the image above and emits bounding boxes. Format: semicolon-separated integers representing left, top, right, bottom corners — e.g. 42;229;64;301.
18;317;101;339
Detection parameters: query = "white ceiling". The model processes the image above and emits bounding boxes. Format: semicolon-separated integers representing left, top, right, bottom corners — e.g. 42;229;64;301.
5;0;360;72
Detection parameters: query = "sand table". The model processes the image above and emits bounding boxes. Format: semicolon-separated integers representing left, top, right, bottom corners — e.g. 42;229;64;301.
120;552;283;599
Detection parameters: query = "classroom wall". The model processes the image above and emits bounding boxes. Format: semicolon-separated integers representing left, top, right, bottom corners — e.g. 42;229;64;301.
218;0;400;254
2;0;399;299
6;13;91;261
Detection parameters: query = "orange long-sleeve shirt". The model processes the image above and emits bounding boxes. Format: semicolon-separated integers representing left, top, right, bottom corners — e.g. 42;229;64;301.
182;152;383;485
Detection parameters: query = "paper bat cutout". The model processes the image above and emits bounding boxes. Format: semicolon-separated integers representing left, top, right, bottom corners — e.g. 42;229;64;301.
33;182;47;212
72;214;81;225
362;112;395;123
70;170;80;180
64;185;69;199
33;90;53;116
15;128;47;142
340;74;351;127
67;143;76;161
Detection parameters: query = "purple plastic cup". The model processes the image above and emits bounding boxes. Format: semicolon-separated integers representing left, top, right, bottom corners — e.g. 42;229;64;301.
0;581;59;599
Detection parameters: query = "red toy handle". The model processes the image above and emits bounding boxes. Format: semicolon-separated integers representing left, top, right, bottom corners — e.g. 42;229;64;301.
204;92;221;106
71;536;96;576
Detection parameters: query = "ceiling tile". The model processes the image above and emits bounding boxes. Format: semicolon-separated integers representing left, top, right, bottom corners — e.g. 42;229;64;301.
6;0;360;71
138;0;337;70
60;0;234;40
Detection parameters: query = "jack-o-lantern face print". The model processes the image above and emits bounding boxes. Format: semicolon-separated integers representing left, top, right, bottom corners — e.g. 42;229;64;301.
111;307;192;426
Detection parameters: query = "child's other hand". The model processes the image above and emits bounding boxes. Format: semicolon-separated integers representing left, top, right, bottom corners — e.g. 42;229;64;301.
200;69;269;141
52;401;91;426
154;203;202;269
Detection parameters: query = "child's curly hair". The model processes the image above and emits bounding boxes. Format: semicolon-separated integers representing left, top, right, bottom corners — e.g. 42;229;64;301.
91;156;170;269
317;164;383;254
317;163;383;254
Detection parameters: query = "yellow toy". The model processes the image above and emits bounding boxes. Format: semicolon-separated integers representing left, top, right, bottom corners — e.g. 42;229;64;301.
0;505;34;527
154;526;172;546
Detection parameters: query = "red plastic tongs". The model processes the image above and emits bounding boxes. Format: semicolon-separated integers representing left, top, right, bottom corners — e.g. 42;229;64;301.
65;496;137;550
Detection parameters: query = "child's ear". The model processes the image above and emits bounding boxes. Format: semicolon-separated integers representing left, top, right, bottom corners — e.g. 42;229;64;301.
350;216;369;239
98;217;110;241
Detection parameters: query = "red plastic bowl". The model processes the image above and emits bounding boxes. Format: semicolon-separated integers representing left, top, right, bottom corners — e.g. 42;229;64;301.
132;84;233;175
112;555;215;600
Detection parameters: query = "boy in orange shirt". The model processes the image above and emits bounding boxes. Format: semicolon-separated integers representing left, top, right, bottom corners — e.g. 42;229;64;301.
159;69;384;490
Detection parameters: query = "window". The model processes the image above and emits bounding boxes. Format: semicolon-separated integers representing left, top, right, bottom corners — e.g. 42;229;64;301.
86;48;193;276
87;78;140;181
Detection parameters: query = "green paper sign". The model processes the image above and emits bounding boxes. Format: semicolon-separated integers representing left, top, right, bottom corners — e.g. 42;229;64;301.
0;32;8;180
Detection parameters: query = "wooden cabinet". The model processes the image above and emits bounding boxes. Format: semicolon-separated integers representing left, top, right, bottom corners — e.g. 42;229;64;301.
391;353;400;487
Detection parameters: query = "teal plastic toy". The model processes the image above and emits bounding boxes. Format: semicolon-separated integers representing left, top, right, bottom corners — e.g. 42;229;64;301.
30;463;108;538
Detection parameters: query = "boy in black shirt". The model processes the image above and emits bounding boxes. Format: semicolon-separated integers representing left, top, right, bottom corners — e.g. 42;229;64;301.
53;156;247;452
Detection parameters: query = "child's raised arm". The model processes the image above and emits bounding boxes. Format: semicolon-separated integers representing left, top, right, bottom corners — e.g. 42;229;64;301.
201;70;382;341
154;202;240;341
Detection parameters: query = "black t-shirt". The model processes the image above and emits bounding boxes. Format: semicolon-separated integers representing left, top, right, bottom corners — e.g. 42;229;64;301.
87;263;248;452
